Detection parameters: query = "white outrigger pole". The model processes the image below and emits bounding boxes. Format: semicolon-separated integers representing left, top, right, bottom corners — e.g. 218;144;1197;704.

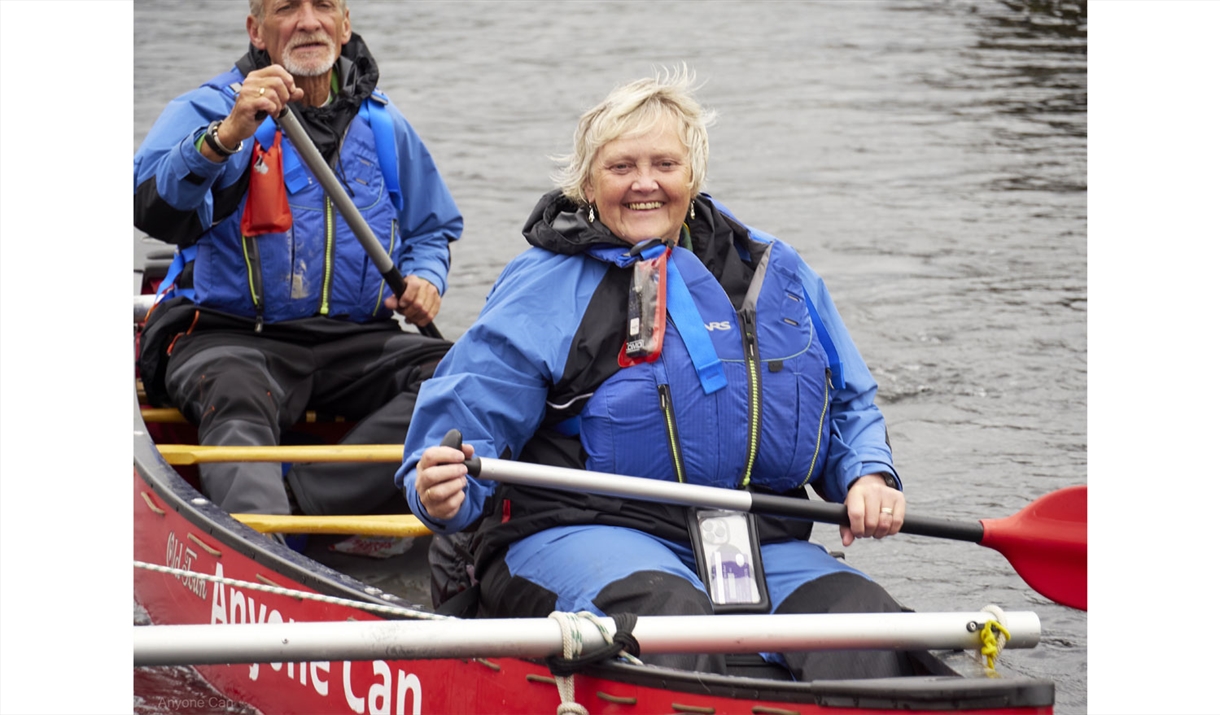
134;610;1039;667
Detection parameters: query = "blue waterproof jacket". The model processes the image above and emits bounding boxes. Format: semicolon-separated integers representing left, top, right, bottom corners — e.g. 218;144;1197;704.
397;191;898;551
133;38;461;324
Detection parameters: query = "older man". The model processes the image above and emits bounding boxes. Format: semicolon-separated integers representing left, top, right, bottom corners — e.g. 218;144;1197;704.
134;0;462;521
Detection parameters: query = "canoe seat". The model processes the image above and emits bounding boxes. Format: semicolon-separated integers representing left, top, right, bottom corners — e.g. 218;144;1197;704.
140;406;348;425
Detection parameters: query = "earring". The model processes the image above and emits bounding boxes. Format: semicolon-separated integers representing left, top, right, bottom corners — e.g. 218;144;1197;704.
588;204;596;223
690;201;696;220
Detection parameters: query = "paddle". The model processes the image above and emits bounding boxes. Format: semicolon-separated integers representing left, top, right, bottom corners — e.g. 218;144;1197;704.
273;108;444;340
440;430;1088;611
133;609;1041;666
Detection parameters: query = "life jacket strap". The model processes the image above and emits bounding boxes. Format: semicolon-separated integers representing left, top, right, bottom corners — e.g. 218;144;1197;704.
803;288;844;390
226;82;309;195
154;245;197;304
252;116;309;195
666;256;728;395
361;92;403;212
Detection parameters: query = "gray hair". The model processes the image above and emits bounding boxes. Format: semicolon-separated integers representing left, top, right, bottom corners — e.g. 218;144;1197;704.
553;65;717;206
249;0;346;20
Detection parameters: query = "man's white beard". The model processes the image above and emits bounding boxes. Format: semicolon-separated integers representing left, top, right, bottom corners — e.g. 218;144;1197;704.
282;37;336;77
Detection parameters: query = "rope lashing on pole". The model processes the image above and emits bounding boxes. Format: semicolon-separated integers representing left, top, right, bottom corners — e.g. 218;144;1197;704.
975;603;1012;671
546;611;644;714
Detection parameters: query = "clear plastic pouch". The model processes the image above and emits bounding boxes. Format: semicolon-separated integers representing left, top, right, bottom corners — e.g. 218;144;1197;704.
687;508;771;613
625;246;668;360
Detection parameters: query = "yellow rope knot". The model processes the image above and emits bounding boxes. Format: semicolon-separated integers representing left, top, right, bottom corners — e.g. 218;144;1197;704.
978;619;1012;670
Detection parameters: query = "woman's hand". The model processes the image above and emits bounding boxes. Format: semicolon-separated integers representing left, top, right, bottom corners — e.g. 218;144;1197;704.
840;473;905;546
414;440;474;520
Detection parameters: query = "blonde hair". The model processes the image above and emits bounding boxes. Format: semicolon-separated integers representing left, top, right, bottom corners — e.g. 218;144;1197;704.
553;65;717;206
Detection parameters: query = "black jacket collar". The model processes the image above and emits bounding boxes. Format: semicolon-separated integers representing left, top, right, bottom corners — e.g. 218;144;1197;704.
521;189;758;308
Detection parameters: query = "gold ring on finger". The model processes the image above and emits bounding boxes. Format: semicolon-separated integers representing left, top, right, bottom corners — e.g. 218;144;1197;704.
258;87;266;97
880;507;894;515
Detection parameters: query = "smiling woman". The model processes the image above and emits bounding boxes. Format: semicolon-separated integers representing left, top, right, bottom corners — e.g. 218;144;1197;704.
401;67;915;681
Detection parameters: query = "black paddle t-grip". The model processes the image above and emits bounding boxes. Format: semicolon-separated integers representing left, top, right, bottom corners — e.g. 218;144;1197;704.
440;428;482;476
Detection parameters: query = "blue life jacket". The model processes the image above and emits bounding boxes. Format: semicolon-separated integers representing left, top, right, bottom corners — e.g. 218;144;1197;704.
577;241;838;493
157;68;405;325
398;191;893;546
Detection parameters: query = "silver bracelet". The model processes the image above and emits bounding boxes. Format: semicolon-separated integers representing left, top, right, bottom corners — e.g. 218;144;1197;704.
203;120;243;157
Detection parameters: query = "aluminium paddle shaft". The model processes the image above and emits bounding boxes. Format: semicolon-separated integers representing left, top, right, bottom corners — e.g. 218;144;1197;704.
463;453;985;544
450;430;1087;612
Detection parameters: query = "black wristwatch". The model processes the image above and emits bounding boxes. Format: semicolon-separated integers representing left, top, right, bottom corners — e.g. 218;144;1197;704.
849;472;899;491
202;120;243;157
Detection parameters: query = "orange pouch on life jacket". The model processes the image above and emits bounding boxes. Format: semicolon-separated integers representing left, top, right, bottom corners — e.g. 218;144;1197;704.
240;130;293;235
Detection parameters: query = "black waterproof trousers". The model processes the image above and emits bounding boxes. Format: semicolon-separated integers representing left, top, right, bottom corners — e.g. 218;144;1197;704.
164;322;450;515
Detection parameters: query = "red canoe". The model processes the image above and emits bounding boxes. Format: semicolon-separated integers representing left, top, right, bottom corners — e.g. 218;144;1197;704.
132;268;1056;714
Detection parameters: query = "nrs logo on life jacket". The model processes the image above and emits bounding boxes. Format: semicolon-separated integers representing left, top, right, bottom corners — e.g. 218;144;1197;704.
705;321;731;331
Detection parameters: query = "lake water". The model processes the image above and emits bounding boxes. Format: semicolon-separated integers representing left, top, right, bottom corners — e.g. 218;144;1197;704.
132;1;1087;712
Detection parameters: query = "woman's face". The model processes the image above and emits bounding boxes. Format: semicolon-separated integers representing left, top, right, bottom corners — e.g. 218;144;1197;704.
585;118;693;245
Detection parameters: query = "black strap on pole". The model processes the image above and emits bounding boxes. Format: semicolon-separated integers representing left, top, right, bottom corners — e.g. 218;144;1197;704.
545;613;640;677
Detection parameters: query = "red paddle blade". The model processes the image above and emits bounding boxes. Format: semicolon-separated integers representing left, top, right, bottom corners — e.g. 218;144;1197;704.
980;485;1087;611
